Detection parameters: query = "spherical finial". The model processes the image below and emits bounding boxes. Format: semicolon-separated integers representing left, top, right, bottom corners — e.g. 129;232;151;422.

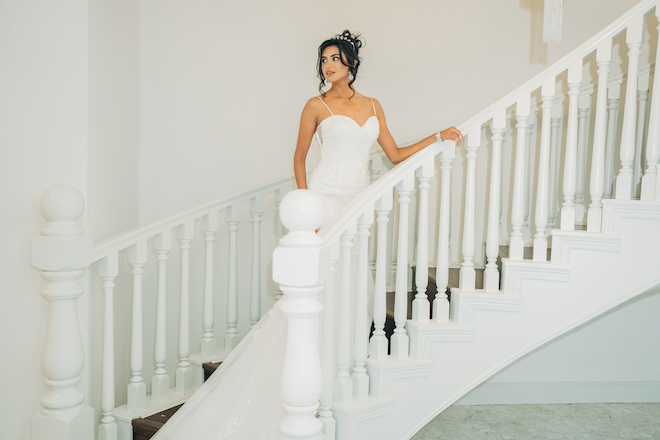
41;185;85;222
279;190;324;246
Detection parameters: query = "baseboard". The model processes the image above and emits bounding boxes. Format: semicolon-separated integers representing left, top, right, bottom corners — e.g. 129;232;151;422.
454;380;660;405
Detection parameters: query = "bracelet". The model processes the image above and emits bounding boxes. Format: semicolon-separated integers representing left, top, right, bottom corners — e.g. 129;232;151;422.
435;131;442;142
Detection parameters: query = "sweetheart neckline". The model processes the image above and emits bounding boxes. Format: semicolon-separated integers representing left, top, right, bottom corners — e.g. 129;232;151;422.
318;114;378;129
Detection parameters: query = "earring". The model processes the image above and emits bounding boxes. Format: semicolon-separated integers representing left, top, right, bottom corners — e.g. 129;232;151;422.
348;72;354;81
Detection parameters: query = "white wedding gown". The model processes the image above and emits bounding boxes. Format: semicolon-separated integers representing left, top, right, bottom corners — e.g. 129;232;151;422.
151;97;379;439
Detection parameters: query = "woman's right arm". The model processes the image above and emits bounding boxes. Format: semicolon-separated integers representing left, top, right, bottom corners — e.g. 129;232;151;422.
293;99;321;189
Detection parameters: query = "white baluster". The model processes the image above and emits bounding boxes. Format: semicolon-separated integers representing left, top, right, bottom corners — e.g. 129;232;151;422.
392;173;414;358
547;108;563;232
273;190;325;440
510;95;531;259
319;239;338;439
523;113;535;243
201;211;218;358
370;188;393;359
615;15;644;200
352;206;374;399
250;195;265;326
413;157;434;321
460;127;480;285
604;85;621;199
274;188;286;301
127;240;147;411
575;93;591;223
533;79;556;261
587;40;612;232
388;189;399;291
99;252;118;440
31;185;94;440
560;61;583;231
485;111;507;286
225;203;241;350
176;220;194;395
634;72;650;198
433;147;454;321
368;159;381;274
152;230;172;402
642;8;660;201
334;222;356;404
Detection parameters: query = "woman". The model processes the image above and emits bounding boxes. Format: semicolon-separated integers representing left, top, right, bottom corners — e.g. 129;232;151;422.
151;30;462;440
294;30;463;223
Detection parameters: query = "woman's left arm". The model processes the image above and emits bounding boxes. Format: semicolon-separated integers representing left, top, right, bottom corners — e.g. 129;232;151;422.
373;98;464;165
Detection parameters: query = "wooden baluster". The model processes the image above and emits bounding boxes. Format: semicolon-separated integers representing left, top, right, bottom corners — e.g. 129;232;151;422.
575;93;591;224
334;222;356;403
368;158;381;274
523;113;535;243
642;8;660;201
388;189;399;291
99;251;118;440
392;173;414;358
604;85;621;199
319;239;339;439
250;195;265;326
31;185;94;439
433;146;454;321
547;108;562;232
560;61;583;231
485;111;507;286
274;190;325;440
460;127;480;285
510;95;531;259
152;230;172;402
225;203;241;350
413;157;434;321
587;40;612;232
370;189;393;359
176;221;194;395
274;188;286;301
533;79;556;261
634;72;650;198
201;211;218;358
352;205;374;399
127;240;147;411
615;15;644;200
499;133;507;243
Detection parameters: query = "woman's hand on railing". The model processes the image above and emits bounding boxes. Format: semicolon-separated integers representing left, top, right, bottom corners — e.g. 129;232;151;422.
438;126;464;146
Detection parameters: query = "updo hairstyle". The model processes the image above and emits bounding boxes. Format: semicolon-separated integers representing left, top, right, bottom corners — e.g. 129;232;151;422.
317;30;364;97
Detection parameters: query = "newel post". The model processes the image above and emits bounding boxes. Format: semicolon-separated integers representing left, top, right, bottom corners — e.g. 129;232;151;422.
273;190;328;440
31;185;94;440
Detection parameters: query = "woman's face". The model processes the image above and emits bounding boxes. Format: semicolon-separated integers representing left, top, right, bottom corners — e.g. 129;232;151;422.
321;45;350;83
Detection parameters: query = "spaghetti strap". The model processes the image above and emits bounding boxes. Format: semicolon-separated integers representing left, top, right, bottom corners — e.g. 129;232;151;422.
370;98;377;116
317;96;334;115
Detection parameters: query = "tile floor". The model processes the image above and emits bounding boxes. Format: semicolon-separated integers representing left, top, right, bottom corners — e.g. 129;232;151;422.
411;403;660;440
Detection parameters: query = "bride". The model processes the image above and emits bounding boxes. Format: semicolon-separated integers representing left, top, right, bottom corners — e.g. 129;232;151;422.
151;30;462;439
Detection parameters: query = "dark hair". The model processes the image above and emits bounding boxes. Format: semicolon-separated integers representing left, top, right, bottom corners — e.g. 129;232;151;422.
317;30;364;98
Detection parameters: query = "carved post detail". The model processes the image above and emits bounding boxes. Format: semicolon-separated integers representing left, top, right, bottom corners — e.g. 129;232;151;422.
560;61;583;231
642;8;660;201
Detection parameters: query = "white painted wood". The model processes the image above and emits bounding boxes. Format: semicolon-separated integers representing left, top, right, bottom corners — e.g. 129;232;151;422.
413;157;434;322
576;94;591;223
274;187;286;301
587;40;613;232
604;85;621;199
370;188;393;359
392;173;414;358
250;194;265;326
533;79;556;262
99;252;118;440
615;15;645;200
369;158;382;274
388;189;399;291
320;239;339;439
176;220;194;395
485;111;506;287
225;203;241;351
433;147;454;320
201;211;218;358
31;185;94;440
152;230;172;403
510;95;531;259
547;110;562;232
560;61;584;231
352;207;374;399
127;240;147;411
334;222;356;403
633;72;650;198
523;113;535;243
460;127;481;285
273;190;325;440
642;10;660;201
